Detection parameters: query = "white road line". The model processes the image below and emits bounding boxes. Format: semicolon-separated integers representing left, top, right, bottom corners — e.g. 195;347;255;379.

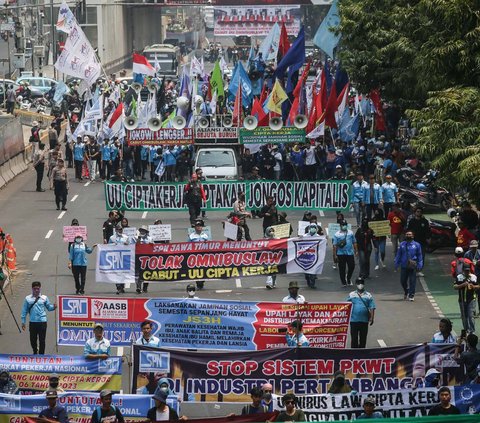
116;347;124;357
216;290;232;293
251;286;267;289
71;194;78;202
84;181;91;187
235;278;242;288
57;211;66;219
125;282;131;289
142;211;148;219
319;210;325;217
45;230;53;239
377;339;387;348
33;251;42;261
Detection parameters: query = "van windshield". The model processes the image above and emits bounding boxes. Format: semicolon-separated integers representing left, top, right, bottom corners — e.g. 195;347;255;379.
197;151;235;168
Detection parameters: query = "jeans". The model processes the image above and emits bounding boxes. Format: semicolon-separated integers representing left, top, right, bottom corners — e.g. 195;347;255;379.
374;238;386;265
353;202;363;226
358;250;372;278
391;234;403;257
338;254;355;285
29;322;47;354
72;265;87;292
400;267;417;298
350;322;369;348
365;203;379;220
74;160;83;180
383;202;394;217
124;158;134;180
35;164;44;190
87;160;97;181
459;301;475;333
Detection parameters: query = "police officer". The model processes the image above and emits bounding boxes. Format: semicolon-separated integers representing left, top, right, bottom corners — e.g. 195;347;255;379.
188;220;209;289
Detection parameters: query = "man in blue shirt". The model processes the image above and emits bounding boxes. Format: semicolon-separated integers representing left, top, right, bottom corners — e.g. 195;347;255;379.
351;172;368;226
358;397;383;419
381;174;398;217
21;281;56;354
346;277;376;348
73;137;85;181
84;323;111;359
135;320;161;347
333;220;358;286
363;174;382;219
101;140;112;180
38;391;69;423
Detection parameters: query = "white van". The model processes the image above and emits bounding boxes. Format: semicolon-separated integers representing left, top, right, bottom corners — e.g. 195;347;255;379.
194;148;238;180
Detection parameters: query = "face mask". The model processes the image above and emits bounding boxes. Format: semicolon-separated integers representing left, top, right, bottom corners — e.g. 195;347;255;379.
160;387;168;393
406;236;413;241
50;381;59;388
357;284;364;291
341;225;348;231
309;228;317;235
188;290;196;297
263;393;272;401
75;238;82;244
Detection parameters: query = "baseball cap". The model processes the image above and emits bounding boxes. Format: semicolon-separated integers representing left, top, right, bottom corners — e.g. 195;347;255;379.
288;281;299;289
425;368;441;378
49;373;59;380
335;165;342;169
195;220;204;226
455;247;464;254
100;389;112;398
45;390;58;399
94;323;104;330
470;240;479;248
363;396;376;406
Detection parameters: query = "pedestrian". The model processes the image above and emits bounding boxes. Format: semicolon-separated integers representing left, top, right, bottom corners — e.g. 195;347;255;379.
5;84;15;114
333;220;357;286
185;283;199;299
282;281;306;304
47;373;65;393
451;247;474;279
21;281;56;355
0;370;17;394
464;240;480;315
427;387;460;416
261;383;274;412
363;174;382;219
103;210;122;244
304;224;321;288
355;218;374;279
184;173;206;226
48;122;59;150
33;142;46;192
454;266;479;334
91;390;124;423
387;203;406;257
51;158;69;211
38;391;69;423
265;226;277;289
455;333;480;384
259;196;278;233
394;230;423;301
136;226;153;293
100;140;112;180
346;277;375;348
136;320;161;347
109;224;130;295
380;174;398;217
372;209;387;270
188;219;209;289
407;206;431;274
163;145;179;182
241;387;269;414
30;121;41;161
456;219;477;251
351;172;368;227
47;144;62;190
85;137;100;182
195;168;207;219
68;234;97;294
233;191;252;241
73;137;85;181
285;320;310;347
275;394;305;422
147;389;185;421
84;323;111;359
431;318;455;344
358;397;383;419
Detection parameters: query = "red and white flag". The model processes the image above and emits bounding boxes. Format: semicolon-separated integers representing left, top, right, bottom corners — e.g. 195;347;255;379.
108;103;124;135
133;53;155;76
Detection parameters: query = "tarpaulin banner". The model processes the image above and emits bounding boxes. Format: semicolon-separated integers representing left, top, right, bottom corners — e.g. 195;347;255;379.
195;127;238;139
131;344;463;399
239;127;306;144
104;180;351;211
57;296;349;349
214;6;301;37
135;237;327;282
127;128;194;145
0;354;122;394
95;244;135;284
0;391;178;422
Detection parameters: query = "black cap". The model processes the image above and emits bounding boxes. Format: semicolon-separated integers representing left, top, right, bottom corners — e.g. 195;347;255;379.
339;220;348;226
195;220;204;226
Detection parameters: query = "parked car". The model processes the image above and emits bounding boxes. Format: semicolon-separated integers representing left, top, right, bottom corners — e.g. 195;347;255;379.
194;148;238;180
16;76;57;94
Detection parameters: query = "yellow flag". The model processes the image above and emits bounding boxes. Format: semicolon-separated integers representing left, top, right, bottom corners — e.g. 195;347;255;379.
267;80;288;114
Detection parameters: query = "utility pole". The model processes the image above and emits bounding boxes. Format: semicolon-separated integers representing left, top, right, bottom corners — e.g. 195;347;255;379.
50;0;55;79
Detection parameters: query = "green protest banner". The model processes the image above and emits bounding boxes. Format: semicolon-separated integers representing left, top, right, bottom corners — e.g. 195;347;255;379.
104;180;351;212
239;127;306;144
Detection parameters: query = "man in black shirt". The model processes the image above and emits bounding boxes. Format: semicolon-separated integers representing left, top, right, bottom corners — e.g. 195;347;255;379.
91;389;125;423
407;206;431;268
38;390;69;423
240;148;255;178
259;196;278;233
428;387;460;416
459;201;479;230
455;333;480;383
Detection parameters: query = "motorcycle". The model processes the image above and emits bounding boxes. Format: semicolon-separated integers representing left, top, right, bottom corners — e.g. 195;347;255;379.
427;218;457;253
399;184;455;211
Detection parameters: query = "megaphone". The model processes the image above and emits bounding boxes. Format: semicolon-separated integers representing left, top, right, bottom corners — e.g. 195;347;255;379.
194;95;204;106
147;116;162;131
198;116;210;129
131;82;143;94
176;96;190;110
222;115;233;128
294;114;308;129
172;115;186;130
148;82;159;94
124;116;138;130
269;116;283;131
243;115;258;130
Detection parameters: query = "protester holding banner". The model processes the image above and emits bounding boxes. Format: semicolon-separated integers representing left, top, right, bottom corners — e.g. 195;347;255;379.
259;196;279;233
147;389;183;421
68;235;97;295
47;373;65;393
261;383;274;412
109;224;131;295
91;390;125;423
136;226;154;293
21;281;56;355
357;396;383;419
276;394;306;422
282;281;306;304
241;387;270;415
304;224;321;288
285;320;310;347
427;387;460;416
38;390;69;423
136;320;161;347
188;220;209;290
0;370;17;394
233;191;252;241
346;277;375;348
84;323;111;359
333;220;357;286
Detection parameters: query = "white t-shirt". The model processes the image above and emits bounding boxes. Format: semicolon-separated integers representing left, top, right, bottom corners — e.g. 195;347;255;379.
282;294;306;304
155;408;170;421
305;146;316;166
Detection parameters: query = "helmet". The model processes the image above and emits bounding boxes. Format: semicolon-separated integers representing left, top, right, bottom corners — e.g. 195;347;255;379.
455;247;464;255
447;208;458;219
416;183;427;191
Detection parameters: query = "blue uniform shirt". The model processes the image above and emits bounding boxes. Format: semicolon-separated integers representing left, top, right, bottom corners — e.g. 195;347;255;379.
102;144;111;161
346;290;376;323
363;183;382;204
69;242;94;266
351;180;368;203
381;182;398;203
21;294;55;324
73;143;85;161
333;230;356;256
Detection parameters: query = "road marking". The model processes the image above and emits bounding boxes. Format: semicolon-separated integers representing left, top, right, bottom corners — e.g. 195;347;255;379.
71;194;78;202
33;251;42;261
57;211;66;219
251;286;267;289
142;211;148;219
216;290;232;293
116;347;124;357
235;278;242;288
319;210;325;217
125;281;131;289
84;181;91;187
45;230;53;239
377;339;387;348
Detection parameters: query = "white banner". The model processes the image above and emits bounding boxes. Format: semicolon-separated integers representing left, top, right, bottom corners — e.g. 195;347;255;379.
286;236;327;274
148;224;171;241
95;244;135;284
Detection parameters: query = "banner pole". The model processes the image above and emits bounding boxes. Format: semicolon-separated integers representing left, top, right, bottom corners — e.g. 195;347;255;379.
55;254;59;354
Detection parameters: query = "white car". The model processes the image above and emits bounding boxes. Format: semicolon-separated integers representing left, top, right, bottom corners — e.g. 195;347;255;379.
194;148;238;180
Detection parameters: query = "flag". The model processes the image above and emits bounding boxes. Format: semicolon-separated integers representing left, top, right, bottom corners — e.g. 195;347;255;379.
251;97;267;122
155;159;165;178
228;62;252;107
275;27;305;93
277;23;290;63
324;83;338;129
177;66;192;118
53;81;69;105
258;23;280;62
313;0;341;58
336;83;349;125
267;80;288;114
84;94;103;120
108;85;121;105
190;55;203;78
133;53;155;76
248;45;255;64
307;120;325;139
339;112;360;142
108;103;124;136
335;65;349;96
210;60;224;98
56;1;75;34
370;89;386;131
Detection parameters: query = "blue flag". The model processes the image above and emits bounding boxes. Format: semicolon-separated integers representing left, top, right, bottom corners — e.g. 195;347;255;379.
258;23;280;62
324;58;333;97
275;27;305;93
228;62;252;107
335;65;349;96
339;113;360;142
313;0;341;58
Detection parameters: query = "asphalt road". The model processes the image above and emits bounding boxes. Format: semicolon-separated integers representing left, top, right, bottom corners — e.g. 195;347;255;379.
0;167;449;394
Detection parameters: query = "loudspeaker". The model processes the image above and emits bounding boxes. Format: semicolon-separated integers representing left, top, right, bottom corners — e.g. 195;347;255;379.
294;114;308;129
198;116;210;128
147;116;162;131
131;82;143;94
124;116;138;130
172;115;186;129
148;82;159;94
243;115;258;130
222;115;233;128
269;116;283;131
